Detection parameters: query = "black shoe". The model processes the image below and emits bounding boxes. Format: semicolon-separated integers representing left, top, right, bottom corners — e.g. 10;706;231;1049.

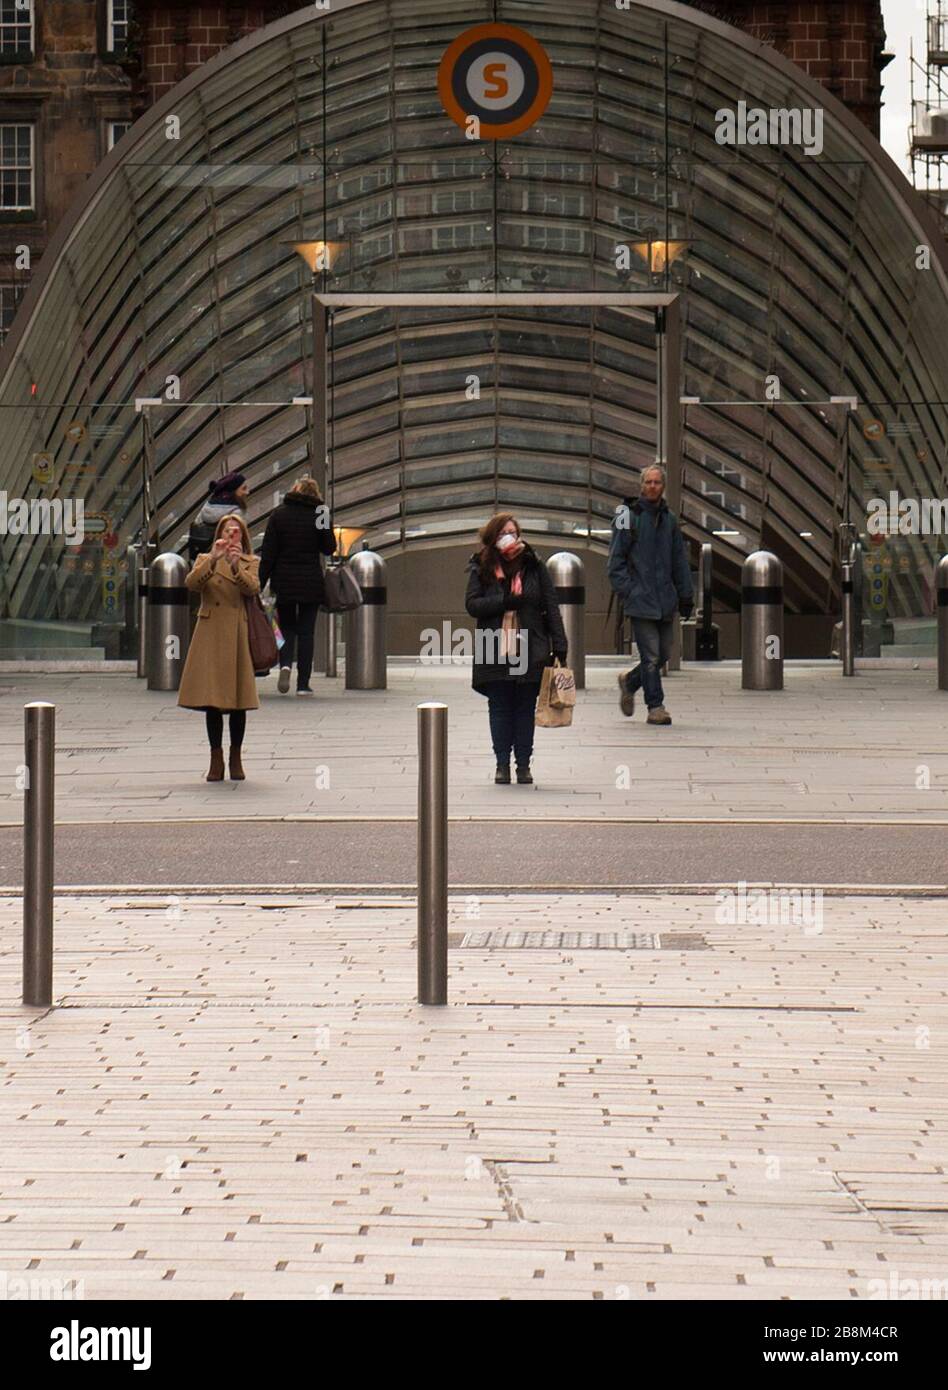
516;765;533;785
494;764;511;784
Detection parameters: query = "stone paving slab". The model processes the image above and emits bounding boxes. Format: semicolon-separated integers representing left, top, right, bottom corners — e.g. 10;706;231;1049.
0;664;946;823
1;890;947;1300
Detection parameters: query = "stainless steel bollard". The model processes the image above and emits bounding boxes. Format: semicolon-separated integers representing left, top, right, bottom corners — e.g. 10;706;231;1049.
326;610;338;678
841;560;856;677
345;549;387;690
741;550;784;691
937;555;948;692
417;702;448;1006
23;702;54;1007
545;551;585;689
146;552;191;691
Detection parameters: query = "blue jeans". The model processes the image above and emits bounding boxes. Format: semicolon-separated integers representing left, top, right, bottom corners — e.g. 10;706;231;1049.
625;617;674;709
485;680;541;767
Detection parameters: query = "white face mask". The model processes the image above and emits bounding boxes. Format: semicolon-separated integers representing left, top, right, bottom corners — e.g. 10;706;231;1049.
496;532;519;552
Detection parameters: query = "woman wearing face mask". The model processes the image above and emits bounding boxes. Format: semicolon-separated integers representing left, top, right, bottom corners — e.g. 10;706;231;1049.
178;513;261;782
465;514;568;784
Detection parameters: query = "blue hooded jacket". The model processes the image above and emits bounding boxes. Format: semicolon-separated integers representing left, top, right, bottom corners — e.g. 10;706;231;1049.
607;496;694;620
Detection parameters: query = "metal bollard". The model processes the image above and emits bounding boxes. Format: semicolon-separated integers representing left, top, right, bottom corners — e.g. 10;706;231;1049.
133;540;156;677
23;702;54;1007
545;551;585;689
741;550;784;691
326;610;338;678
146;553;191;691
345;548;387;689
417;702;448;1006
938;555;948;692
841;559;856;677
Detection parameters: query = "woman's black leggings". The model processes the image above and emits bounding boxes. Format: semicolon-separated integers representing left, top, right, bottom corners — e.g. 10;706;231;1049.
205;709;246;750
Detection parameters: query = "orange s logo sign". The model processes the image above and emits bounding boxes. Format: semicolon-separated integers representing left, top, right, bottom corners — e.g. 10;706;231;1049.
483;62;508;98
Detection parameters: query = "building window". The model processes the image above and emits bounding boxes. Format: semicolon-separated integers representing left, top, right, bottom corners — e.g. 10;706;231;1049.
0;123;33;209
0;0;33;56
108;0;131;54
108;120;131;150
0;282;21;344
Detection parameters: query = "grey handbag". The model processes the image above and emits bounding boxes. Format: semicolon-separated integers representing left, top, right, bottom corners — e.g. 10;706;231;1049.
323;560;364;613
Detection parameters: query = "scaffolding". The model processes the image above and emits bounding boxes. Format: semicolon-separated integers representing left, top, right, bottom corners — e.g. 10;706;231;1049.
910;1;948;236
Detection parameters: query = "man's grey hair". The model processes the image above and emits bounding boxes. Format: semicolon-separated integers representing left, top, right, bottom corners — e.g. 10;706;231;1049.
641;464;666;483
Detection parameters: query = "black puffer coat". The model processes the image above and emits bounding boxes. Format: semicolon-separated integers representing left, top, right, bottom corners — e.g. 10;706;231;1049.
258;493;336;604
465;544;568;693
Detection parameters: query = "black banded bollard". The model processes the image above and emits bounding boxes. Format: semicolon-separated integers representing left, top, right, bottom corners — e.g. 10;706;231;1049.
146;553;191;691
345;548;387;690
545;552;585;689
417;702;447;1006
741;551;784;691
23;702;55;1007
938;555;948;692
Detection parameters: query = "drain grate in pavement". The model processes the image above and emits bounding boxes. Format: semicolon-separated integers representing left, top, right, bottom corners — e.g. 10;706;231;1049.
453;930;708;950
59;746;128;755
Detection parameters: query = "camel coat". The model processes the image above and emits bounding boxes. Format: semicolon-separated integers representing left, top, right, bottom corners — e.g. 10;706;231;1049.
177;551;261;711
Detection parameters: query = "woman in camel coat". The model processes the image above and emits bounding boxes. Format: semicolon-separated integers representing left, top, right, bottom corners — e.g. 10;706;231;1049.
178;512;260;782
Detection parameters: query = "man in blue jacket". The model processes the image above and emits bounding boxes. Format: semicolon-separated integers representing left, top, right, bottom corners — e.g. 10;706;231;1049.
607;465;694;726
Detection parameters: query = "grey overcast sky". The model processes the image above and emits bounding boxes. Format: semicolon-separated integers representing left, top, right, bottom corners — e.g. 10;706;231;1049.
880;0;928;177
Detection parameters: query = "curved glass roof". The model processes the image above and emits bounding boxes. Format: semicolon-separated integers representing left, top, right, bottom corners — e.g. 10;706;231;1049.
1;0;946;631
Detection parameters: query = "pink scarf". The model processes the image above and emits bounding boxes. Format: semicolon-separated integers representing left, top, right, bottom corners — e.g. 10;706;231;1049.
495;562;523;659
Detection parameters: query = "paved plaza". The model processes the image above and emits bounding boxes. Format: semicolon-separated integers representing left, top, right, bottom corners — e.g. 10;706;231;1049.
2;889;946;1300
2;660;946;1302
1;662;947;824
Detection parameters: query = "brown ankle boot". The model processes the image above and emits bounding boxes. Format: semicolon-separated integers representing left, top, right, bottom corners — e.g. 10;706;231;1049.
206;748;225;782
229;747;245;781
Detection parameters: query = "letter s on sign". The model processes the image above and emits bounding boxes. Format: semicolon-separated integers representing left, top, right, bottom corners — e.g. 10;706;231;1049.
483;62;508;98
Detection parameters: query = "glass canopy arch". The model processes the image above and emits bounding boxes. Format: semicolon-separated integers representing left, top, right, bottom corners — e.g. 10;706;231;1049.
1;0;947;644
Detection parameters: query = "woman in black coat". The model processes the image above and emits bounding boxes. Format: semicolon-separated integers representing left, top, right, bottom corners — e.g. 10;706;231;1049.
465;513;568;784
258;476;336;695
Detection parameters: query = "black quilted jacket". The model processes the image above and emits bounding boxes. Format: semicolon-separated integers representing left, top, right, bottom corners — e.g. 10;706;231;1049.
258;493;336;604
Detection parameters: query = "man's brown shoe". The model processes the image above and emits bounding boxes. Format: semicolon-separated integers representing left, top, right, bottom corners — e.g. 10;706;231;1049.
229;748;246;781
646;706;672;726
206;748;225;782
617;673;636;717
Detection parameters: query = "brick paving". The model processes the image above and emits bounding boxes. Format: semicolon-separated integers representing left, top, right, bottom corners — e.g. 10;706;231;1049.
0;663;947;823
2;890;946;1300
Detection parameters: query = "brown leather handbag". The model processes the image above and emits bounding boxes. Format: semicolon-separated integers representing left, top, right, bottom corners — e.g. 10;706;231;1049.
245;593;279;674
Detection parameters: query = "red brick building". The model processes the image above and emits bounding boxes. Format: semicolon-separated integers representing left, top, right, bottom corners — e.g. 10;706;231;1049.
0;1;890;344
690;1;890;135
